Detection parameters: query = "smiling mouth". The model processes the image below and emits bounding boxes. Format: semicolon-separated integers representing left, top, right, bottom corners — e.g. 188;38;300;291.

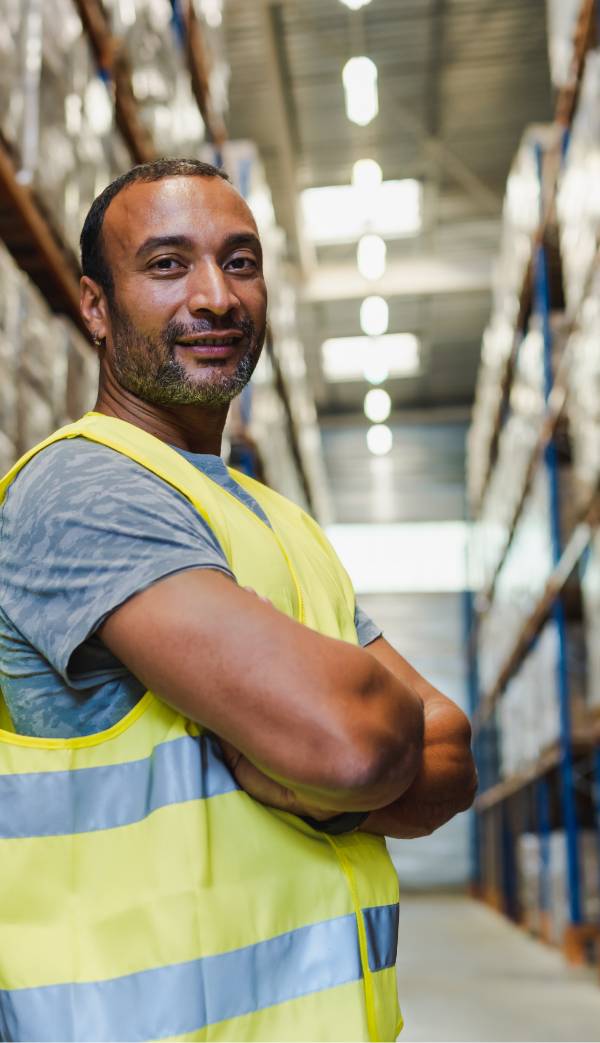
176;333;244;348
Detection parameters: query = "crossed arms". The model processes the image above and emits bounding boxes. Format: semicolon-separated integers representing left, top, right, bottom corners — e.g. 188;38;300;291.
100;569;477;836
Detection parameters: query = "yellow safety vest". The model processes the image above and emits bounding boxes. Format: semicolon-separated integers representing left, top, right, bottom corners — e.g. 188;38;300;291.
0;413;402;1043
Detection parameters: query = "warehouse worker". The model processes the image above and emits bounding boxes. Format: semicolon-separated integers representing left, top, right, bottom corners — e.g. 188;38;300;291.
0;159;476;1043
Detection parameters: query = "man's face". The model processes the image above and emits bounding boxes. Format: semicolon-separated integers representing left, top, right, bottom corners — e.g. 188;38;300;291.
97;176;267;406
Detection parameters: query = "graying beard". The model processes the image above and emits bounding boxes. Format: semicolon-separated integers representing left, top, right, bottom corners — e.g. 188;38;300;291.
112;322;259;406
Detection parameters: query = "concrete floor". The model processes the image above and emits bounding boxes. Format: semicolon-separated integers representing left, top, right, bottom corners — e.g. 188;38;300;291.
396;894;600;1042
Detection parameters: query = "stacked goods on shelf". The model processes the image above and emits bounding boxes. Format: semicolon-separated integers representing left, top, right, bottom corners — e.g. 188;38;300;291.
557;49;600;318
478;458;563;699
0;243;21;470
568;285;600;508
0;240;97;467
0;1;26;151
467;124;561;513
192;0;230;127
473;316;568;594
581;530;600;709
0;0;130;255
517;831;600;942
546;0;588;89
104;0;206;156
497;618;587;779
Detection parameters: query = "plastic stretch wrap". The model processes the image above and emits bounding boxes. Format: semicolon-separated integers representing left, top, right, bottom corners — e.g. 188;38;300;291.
0;0;130;253
468;126;562;513
517;830;600;940
497;619;586;779
105;0;206;155
17;279;68;451
557;50;600;317
546;0;584;89
581;529;600;709
568;288;600;505
470;315;567;593
0;246;98;462
193;0;229;123
478;463;554;695
0;243;22;452
0;0;26;148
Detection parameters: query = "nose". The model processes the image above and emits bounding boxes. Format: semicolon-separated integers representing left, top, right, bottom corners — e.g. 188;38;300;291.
187;259;240;318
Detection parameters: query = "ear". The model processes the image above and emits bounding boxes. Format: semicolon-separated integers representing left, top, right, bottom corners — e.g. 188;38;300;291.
80;276;109;344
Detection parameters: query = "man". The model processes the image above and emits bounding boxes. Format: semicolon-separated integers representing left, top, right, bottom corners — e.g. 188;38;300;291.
0;159;476;1042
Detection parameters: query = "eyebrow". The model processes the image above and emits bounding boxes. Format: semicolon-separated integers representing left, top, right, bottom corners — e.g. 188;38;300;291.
221;232;263;260
135;231;262;260
135;234;195;258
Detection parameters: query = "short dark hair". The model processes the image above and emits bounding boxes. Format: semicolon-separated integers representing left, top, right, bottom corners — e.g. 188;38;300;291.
80;158;230;298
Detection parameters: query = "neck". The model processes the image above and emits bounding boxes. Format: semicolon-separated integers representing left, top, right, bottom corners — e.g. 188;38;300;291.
94;368;229;455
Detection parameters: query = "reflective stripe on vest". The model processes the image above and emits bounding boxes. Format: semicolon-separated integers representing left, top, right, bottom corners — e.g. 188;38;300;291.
0;905;399;1043
0;415;403;1042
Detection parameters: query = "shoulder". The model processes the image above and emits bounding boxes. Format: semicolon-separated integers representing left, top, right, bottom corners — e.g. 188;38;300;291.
4;437;191;520
1;437;225;560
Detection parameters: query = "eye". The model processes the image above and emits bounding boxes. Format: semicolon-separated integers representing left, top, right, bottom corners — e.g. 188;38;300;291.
148;256;186;273
226;254;258;272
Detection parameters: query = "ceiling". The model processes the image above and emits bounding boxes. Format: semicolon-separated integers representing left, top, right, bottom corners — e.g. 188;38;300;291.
222;0;553;421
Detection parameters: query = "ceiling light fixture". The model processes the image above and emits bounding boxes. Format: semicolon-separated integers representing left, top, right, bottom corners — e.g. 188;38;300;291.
342;56;378;126
339;0;373;9
321;333;420;382
360;295;388;336
367;424;393;456
363;357;389;385
364;388;392;423
357;234;386;280
352;158;382;192
300;180;422;245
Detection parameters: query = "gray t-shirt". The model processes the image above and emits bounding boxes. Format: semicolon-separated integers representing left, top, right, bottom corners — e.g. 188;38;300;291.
0;439;381;738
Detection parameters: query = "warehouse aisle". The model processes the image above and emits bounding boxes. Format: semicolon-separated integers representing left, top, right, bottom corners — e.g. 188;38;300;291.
397;894;600;1042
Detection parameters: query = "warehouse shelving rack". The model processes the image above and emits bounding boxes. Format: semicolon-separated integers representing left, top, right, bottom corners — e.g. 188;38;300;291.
468;0;600;971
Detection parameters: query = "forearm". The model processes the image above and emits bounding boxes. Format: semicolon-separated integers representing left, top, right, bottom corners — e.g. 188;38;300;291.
101;571;425;812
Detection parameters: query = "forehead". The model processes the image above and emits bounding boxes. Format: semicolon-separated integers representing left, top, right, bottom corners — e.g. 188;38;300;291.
102;176;258;260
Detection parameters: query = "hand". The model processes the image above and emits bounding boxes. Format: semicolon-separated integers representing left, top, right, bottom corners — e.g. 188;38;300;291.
219;740;339;821
359;698;477;838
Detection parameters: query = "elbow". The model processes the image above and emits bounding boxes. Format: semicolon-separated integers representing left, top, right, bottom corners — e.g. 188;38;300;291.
327;705;425;809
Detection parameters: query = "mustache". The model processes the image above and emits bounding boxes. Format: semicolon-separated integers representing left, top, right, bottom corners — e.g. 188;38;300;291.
164;316;256;347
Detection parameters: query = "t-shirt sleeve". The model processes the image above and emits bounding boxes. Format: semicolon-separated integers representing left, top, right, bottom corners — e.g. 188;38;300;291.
0;439;234;682
354;602;382;646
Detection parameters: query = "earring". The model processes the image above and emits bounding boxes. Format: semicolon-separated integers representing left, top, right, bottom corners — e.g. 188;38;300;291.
93;334;103;348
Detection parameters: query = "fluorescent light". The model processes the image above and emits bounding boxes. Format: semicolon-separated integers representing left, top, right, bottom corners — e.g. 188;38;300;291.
357;234;386;280
325;522;480;593
321;333;420;382
339;0;373;9
364;356;389;384
352;158;382;192
364;388;391;423
343;56;378;126
367;424;393;455
300;179;422;245
360;295;388;336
